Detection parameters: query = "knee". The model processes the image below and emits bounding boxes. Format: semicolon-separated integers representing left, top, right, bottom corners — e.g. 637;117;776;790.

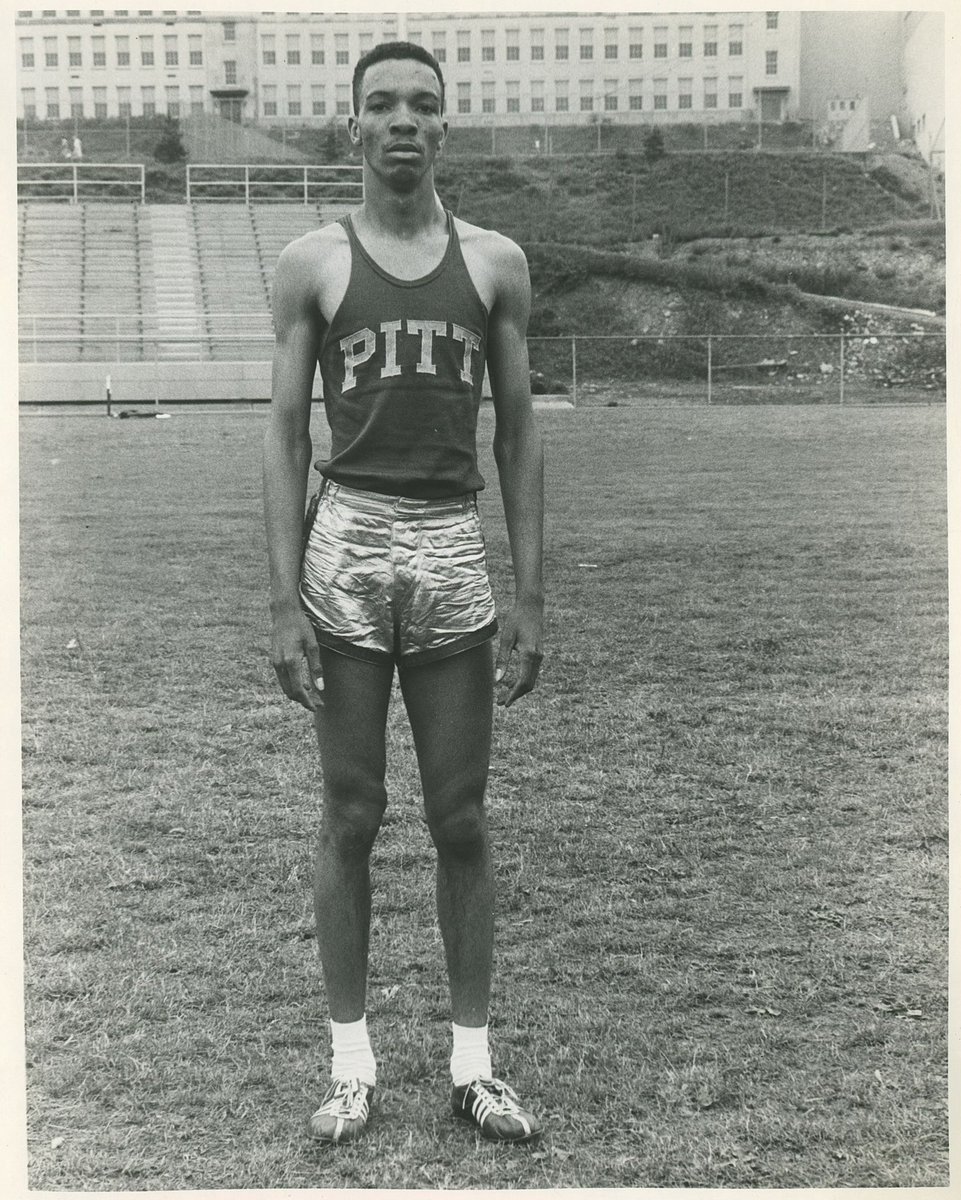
427;801;488;862
321;776;386;858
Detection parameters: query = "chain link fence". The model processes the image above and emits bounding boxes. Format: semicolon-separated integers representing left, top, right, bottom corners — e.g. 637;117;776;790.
18;322;945;407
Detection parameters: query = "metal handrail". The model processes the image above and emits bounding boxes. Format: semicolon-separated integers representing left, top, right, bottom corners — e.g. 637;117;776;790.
186;162;363;205
17;162;146;204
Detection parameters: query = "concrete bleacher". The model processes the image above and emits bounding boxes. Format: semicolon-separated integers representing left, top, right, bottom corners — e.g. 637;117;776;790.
17;199;355;379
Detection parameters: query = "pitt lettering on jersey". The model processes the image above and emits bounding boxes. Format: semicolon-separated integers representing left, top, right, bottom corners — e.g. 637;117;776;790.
339;318;483;392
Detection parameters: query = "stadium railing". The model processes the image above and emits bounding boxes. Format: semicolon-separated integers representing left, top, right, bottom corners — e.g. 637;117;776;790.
17;162;146;204
185;163;363;205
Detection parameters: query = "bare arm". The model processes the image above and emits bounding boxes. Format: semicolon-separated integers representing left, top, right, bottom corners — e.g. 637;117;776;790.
487;238;544;707
263;241;324;710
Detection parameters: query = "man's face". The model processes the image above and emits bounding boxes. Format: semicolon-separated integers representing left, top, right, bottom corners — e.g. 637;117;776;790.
349;58;447;188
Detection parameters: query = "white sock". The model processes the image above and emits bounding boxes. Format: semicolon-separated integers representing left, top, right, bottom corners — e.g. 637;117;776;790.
450;1022;492;1087
330;1015;377;1088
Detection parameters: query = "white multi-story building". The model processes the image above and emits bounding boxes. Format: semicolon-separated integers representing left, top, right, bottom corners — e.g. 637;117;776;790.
14;9;801;126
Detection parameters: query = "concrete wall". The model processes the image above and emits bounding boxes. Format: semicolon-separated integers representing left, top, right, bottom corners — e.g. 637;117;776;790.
18;360;318;405
902;12;945;168
798;11;903;124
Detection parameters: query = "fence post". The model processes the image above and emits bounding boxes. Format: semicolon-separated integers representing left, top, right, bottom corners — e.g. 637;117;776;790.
303;167;308;206
186;165;191;203
116;314;121;364
140;164;145;204
706;335;713;404
838;331;845;404
33;315;38;364
72;165;79;205
571;335;577;409
244;165;250;205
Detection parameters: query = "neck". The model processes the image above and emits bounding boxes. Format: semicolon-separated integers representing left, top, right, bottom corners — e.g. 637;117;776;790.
359;168;445;237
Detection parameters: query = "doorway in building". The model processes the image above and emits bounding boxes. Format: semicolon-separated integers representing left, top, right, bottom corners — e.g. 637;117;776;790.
217;97;244;123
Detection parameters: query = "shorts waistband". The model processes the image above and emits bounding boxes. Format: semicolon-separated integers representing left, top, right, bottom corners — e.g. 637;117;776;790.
320;478;476;518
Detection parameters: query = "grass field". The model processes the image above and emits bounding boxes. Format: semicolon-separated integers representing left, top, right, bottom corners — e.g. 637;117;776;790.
18;402;948;1190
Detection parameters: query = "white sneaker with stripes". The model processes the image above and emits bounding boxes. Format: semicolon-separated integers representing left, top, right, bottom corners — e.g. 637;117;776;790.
451;1077;542;1143
307;1078;373;1144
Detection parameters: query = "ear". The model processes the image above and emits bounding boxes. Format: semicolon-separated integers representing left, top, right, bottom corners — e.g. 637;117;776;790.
347;114;361;146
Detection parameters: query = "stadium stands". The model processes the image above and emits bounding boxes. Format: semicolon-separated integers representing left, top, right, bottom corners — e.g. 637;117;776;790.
18;199;354;364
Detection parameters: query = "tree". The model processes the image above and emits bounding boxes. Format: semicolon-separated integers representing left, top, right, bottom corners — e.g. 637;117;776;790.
154;117;186;164
642;127;666;164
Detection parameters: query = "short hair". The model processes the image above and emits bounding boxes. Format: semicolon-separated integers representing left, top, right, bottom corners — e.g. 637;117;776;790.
351;41;445;116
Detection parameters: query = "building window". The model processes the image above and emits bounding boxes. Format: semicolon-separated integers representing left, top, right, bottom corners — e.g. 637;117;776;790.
432;32;446;63
728;78;742;108
359;32;373;54
68;36;81;67
140;35;153;66
506;80;520;112
506;30;519;61
678;78;692;109
224;60;236;85
92;36;106;67
704;78;717;109
336;83;349;115
629;28;642;58
481;30;494;62
45;90;60;118
44;36;57;68
165;85;179;117
406;29;421;46
653;27;667;58
117;86;131;117
579;80;593;111
729;25;743;56
555;79;568;112
69;86;83;118
311;34;324;65
189;84;203;115
93;86;107;117
457;81;470;114
481;80;495;114
604;80;618;111
530;29;544;60
704;26;717;57
223;21;235;43
262;35;275;65
20;39;34;69
312;85;325;116
116;35;130;66
335;34;349;66
579;30;593;60
766;12;778;30
22;89;37;119
286;34;300;65
287;85;301;117
188;35;202;65
555;29;568;60
629;80;643;110
262;85;276;117
164;34;177;66
457;31;470;62
679;27;692;57
766;50;777;75
531;80;544;112
653;79;667;110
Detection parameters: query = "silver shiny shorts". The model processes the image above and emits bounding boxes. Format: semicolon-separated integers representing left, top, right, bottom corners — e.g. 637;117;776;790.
300;480;498;666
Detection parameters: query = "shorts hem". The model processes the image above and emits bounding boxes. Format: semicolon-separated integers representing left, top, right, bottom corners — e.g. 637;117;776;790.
400;619;499;667
309;620;499;667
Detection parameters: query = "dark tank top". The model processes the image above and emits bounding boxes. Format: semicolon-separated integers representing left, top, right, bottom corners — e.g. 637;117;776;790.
317;210;489;499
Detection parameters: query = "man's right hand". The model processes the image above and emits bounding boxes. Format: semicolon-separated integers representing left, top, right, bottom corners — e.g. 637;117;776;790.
270;606;325;711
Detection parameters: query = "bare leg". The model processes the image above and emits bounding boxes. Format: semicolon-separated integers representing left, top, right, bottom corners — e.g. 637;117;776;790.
398;642;495;1027
312;647;395;1023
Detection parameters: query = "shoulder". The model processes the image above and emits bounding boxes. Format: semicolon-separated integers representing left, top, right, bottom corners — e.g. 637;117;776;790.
276;221;349;282
273;220;351;319
454;217;528;276
453;217;530;313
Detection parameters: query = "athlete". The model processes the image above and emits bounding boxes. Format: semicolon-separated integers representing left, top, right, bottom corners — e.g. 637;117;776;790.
263;41;544;1145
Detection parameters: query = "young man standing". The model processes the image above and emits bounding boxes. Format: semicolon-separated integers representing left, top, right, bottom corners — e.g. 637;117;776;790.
263;42;544;1145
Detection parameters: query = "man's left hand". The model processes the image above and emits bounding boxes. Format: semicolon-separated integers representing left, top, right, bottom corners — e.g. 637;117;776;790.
494;601;543;707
